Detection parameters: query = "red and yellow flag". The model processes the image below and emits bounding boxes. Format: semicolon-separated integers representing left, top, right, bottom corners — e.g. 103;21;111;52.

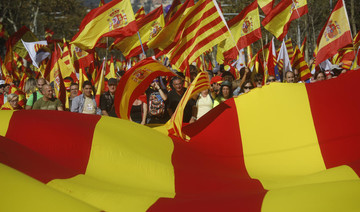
49;47;67;106
95;60;105;106
112;6;165;59
291;45;312;81
71;0;137;50
166;72;210;140
45;29;54;41
164;0;182;23
105;56;116;79
217;0;261;63
6;26;38;59
285;38;294;61
134;6;145;21
0;22;9;40
315;0;352;67
165;0;231;71
262;0;308;41
257;0;273;15
114;58;176;119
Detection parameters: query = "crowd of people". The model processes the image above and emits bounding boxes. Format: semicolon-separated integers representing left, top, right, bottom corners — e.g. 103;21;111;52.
0;62;352;125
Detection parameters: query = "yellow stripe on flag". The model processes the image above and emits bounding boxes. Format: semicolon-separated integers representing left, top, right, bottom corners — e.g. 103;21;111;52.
48;116;175;211
236;83;326;190
0;110;13;137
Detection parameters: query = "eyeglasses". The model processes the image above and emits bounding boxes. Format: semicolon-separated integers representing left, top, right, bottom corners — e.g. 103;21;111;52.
267;79;276;82
244;86;253;89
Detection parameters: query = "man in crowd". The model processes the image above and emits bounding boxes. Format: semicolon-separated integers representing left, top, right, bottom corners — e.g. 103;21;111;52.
167;76;196;123
32;84;64;111
146;77;169;124
100;78;117;117
71;81;101;115
284;71;295;83
68;83;79;110
25;78;46;109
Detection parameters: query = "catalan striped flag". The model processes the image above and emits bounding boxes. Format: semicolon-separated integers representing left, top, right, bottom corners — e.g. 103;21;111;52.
353;31;360;50
291;45;312;81
217;0;261;63
134;6;146;21
166;72;210;140
114;58;176;120
262;0;307;41
112;6;165;59
300;36;307;54
1;70;360;211
164;0;182;23
258;0;274;15
165;0;231;72
285;38;294;61
71;0;137;50
45;29;54;41
315;0;352;67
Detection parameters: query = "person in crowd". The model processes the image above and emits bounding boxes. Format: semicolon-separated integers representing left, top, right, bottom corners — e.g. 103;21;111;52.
1;93;23;110
146;77;169;124
266;75;277;84
240;80;254;95
167;76;196;123
210;76;222;99
221;71;235;84
100;78;117;117
130;94;147;125
189;65;199;82
284;71;295;83
293;69;300;83
314;71;326;82
233;67;251;96
32;84;64;111
25;78;46;110
24;78;37;99
71;81;101;115
0;82;5;107
195;89;213;120
254;73;263;88
324;70;334;80
213;81;233;107
69;83;79;110
1;83;11;105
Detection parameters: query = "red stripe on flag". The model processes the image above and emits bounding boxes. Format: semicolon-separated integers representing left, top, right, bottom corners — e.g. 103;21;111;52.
306;70;360;176
149;99;266;211
4;110;101;178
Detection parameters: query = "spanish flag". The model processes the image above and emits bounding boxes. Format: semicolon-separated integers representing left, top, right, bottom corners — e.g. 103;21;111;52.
315;0;352;67
114;58;176;119
71;0;137;50
134;6;146;21
258;0;273;15
217;0;261;63
6;26;38;60
166;0;231;72
262;0;307;41
48;47;67;106
1;70;360;211
112;6;165;59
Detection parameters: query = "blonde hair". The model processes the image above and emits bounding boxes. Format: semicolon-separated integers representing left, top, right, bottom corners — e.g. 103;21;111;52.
24;78;37;94
7;93;18;102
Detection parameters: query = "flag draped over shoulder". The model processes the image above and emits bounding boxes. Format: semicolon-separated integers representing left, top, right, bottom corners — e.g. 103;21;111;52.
262;0;307;41
112;6;165;59
71;0;137;50
1;70;360;211
217;0;261;63
114;58;176;119
161;0;231;71
315;0;352;67
166;72;210;140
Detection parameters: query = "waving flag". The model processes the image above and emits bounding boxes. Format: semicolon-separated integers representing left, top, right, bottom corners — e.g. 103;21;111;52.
166;72;210;140
1;70;360;211
134;6;146;21
114;58;176;119
217;0;261;63
258;0;274;15
0;22;9;40
6;26;38;59
291;46;312;81
315;0;352;67
71;0;137;50
262;0;307;41
164;0;182;23
21;40;50;68
112;6;165;59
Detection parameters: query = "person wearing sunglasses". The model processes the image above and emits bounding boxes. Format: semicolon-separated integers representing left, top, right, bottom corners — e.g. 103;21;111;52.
266;75;277;85
240;80;254;94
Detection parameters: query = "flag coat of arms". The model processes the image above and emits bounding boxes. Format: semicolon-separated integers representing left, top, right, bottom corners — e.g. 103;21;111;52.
71;0;137;50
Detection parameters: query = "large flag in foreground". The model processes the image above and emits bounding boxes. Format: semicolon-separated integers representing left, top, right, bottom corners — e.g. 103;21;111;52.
114;58;176;119
71;0;137;50
262;0;307;41
1;71;360;211
315;0;352;67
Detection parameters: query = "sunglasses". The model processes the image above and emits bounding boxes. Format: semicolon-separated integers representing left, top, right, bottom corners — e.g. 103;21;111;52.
244;86;253;89
267;79;276;82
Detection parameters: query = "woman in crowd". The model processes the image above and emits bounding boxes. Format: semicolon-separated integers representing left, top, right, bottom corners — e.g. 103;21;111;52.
239;80;254;95
1;93;22;110
213;81;233;107
195;89;213;120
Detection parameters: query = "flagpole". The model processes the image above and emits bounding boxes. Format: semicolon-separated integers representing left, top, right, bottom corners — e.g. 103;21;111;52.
137;31;146;55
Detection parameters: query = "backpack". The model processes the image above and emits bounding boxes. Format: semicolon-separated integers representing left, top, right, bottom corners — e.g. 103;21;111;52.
32;92;37;107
